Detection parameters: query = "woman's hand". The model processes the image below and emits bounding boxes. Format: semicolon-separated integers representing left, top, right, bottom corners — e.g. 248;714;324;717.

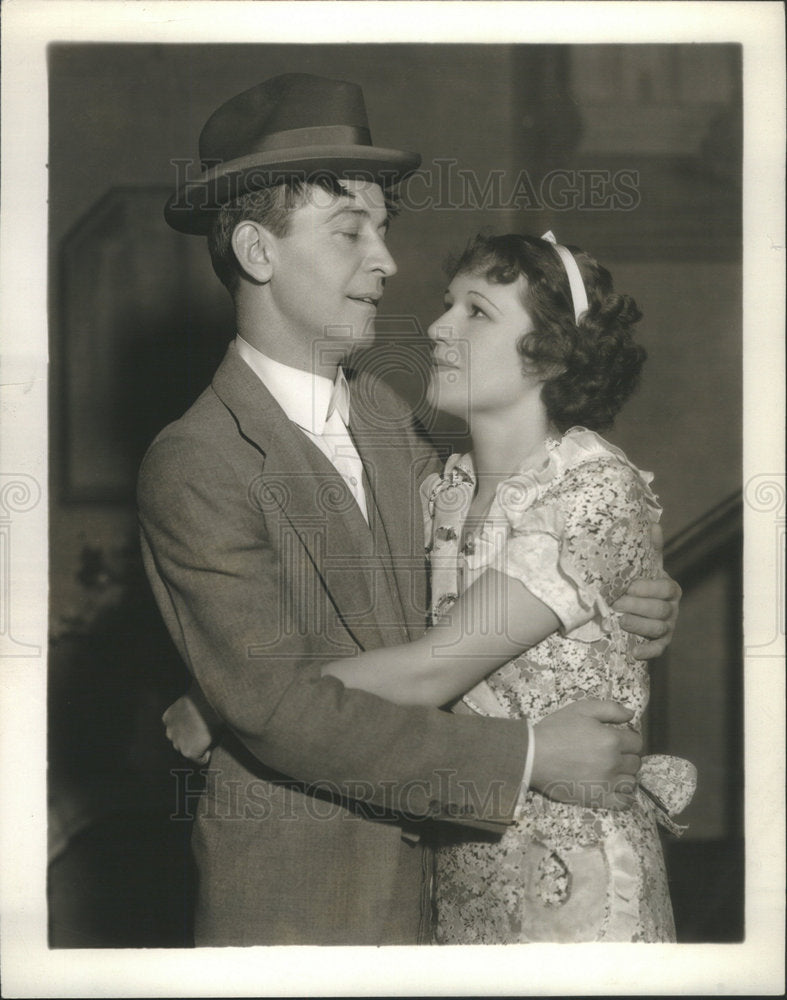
162;686;223;765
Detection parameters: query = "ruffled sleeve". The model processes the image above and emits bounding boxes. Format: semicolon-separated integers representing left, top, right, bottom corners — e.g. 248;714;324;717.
499;505;603;636
419;470;443;552
492;457;662;642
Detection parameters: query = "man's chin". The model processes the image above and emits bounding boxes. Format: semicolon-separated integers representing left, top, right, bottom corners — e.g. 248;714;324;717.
348;319;379;352
324;314;377;341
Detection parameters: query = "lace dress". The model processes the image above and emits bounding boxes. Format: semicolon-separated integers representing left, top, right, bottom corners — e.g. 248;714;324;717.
421;427;695;944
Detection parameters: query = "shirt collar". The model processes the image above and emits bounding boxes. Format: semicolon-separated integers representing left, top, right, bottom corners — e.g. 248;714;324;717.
326;367;351;426
235;335;349;434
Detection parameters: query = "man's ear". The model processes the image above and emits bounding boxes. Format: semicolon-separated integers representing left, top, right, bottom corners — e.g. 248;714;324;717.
231;220;275;284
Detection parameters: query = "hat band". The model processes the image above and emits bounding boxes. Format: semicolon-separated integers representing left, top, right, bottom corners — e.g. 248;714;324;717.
201;124;373;170
258;123;371;151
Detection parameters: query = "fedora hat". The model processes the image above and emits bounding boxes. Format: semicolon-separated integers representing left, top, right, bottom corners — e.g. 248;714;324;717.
165;73;421;234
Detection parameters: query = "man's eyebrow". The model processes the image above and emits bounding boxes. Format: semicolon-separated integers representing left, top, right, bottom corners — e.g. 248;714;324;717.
325;204;390;227
325;204;367;222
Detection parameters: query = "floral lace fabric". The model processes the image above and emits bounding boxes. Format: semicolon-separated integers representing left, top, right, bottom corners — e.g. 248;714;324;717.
421;427;694;943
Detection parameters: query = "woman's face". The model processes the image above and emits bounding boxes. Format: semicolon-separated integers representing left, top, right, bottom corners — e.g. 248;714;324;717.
426;270;540;422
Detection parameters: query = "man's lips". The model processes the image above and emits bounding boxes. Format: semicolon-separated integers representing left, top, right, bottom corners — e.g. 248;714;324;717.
347;294;381;307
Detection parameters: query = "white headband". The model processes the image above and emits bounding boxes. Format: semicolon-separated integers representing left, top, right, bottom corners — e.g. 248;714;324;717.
541;231;588;324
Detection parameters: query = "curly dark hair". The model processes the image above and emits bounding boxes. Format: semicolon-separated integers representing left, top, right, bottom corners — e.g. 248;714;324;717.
445;233;646;432
208;175;400;293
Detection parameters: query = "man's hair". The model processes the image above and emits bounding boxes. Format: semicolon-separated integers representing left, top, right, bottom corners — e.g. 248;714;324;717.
208;175;399;293
446;233;646;432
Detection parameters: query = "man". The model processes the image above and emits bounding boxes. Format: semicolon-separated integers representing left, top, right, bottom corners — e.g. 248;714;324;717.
138;73;679;946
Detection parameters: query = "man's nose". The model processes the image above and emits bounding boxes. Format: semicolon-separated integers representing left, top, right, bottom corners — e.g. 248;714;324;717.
369;236;397;277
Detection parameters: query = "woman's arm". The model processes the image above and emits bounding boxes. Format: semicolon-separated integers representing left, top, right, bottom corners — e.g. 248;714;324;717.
322;569;559;706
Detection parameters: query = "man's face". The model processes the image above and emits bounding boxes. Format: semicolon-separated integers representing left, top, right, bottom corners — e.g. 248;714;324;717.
265;180;396;370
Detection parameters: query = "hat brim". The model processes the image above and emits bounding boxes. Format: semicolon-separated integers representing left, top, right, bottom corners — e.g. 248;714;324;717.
164;144;421;234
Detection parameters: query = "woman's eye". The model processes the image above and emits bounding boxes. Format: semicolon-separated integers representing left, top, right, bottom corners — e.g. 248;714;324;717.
469;304;486;318
339;231;360;241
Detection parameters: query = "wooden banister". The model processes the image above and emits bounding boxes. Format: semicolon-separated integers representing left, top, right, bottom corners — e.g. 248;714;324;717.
664;490;743;582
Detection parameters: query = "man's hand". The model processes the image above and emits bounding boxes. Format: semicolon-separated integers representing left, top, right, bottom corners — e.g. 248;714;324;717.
614;522;681;660
162;691;220;765
530;699;641;810
614;576;680;659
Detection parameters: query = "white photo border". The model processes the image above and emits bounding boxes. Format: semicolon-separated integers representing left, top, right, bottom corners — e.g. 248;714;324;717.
1;1;784;995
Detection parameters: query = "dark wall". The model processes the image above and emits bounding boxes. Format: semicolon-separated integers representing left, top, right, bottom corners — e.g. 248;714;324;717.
49;42;741;615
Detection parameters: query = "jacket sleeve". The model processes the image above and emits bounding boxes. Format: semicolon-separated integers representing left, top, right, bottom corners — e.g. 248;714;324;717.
137;428;528;830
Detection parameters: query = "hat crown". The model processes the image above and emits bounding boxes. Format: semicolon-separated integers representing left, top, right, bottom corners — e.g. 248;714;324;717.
165;72;420;234
199;73;371;168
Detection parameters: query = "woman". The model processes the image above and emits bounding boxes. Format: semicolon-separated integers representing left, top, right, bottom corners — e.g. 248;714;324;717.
165;231;694;942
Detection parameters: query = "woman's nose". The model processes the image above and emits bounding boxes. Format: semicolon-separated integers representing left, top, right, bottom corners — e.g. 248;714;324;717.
427;312;452;342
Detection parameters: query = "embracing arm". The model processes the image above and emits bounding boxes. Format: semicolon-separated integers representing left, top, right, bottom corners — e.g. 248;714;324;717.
138;425;528;827
145;423;645;814
323;569;559;706
165;562;641;809
325;460;678;700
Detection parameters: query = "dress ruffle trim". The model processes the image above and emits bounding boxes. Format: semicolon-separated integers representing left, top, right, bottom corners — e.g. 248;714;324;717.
488;427;662;532
420;456;475;547
603;828;642;940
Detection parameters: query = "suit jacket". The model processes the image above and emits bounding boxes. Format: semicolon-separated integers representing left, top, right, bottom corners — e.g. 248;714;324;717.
137;341;529;945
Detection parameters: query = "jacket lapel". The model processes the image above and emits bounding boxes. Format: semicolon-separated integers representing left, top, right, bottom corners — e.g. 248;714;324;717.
211;343;389;652
349;370;432;641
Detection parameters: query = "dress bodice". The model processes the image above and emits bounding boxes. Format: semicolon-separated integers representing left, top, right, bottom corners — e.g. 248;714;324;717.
420;427;663;727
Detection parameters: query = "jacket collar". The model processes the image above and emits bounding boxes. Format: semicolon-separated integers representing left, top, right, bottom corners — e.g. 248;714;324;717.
211;342;412;648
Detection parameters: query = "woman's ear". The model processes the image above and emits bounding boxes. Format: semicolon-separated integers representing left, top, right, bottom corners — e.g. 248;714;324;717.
537;362;567;382
519;332;565;382
231;220;274;284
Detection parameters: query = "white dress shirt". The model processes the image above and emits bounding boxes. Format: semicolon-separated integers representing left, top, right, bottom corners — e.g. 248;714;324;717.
235;335;368;523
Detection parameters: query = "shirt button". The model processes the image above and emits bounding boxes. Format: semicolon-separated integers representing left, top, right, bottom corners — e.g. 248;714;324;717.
349;476;358;486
